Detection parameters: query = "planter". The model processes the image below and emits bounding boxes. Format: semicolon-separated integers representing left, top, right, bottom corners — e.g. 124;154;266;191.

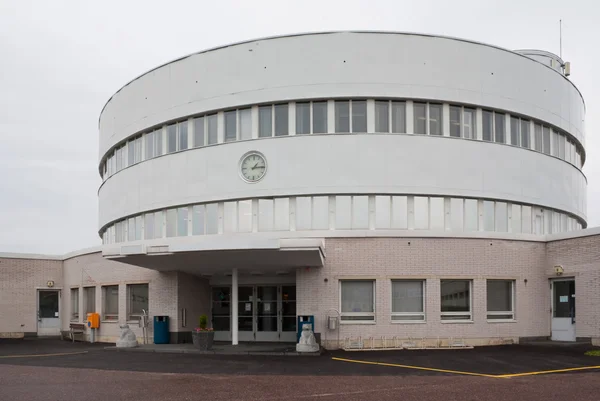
192;331;214;350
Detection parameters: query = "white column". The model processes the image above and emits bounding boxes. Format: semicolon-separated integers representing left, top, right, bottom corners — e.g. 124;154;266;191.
232;267;238;345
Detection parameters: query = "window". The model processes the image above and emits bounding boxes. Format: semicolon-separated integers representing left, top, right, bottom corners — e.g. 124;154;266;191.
413;103;427;134
495;202;508;232
482;110;493;141
167;124;177;153
102;285;119;321
312;196;329;230
391;280;425;321
83;287;95;315
153;211;163;239
391;101;406;133
177;207;188;236
296;196;312;230
71;288;79;321
224;201;238;233
483;200;495;231
351;100;367;132
127;284;148;321
144;213;154;240
494;113;505;143
145;131;155;160
274;198;290;231
429;197;444;230
259;106;273;137
375;196;391;229
534;123;542;152
193;117;205;147
449;106;475;139
414;196;429;229
450;198;464;231
296;102;310;135
487;280;515;320
441;280;472;321
224;110;237;142
166;209;177;237
450;106;461;137
340;280;375;322
520;120;530;148
178;121;188;150
206;203;218;234
239;108;252;140
128;140;135;167
429;104;442;135
542;126;551;155
238;199;252;232
207;114;218;145
258;199;274;232
510;116;520;146
274;104;288;136
391;196;408;229
552;131;560;157
374;100;389;133
192;205;205;235
335;101;350;132
335;196;351;230
558;133;566;160
312;102;328;133
352;196;369;229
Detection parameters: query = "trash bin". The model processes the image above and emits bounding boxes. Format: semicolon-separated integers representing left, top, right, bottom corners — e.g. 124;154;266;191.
153;316;170;344
297;315;315;342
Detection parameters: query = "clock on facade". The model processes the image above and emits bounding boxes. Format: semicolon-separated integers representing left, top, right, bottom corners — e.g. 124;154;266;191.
239;152;267;182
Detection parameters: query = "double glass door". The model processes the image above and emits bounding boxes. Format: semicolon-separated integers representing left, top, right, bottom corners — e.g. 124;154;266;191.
212;285;296;342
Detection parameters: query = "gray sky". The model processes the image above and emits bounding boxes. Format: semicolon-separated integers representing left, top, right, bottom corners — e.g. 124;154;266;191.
1;0;598;254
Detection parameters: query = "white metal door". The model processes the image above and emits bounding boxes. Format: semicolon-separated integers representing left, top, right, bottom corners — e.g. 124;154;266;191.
37;290;60;336
551;280;576;342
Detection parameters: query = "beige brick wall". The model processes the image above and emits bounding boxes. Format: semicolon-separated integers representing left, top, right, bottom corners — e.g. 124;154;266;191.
298;238;551;348
547;234;600;339
0;257;63;335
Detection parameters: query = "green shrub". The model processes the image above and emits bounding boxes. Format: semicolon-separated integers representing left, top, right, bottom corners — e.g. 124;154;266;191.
198;315;208;330
584;350;600;357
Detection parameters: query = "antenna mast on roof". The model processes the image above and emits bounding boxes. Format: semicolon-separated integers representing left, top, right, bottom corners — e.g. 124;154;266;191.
559;19;563;59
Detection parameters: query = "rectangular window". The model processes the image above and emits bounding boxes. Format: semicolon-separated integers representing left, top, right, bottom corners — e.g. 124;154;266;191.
177;207;188;237
166;209;177;237
128;141;135;167
483;200;495;231
178;121;188;150
71;288;79;321
133;137;141;165
312;102;328;133
463;108;475;139
312;196;329;230
351;100;367;133
127;217;136;242
520;120;530;148
441;280;472;320
145;132;155;160
391;101;406;133
154;129;164;156
495;202;508;232
552;131;560;157
238;200;252;233
429;104;442;135
534;123;543;152
340;280;375;322
464;199;478;231
224;110;237;142
374;100;389;133
153;211;163;239
352;195;369;229
239;108;252;140
414;196;429;229
542;126;551;155
413;103;427;135
335;196;352;230
102;285;119;321
274;198;290;231
193;117;205;147
375;196;391;229
296;103;310;135
127;284;148;321
335;101;350;133
511;204;522;234
391;196;408;229
482;110;493;141
494;113;505;143
135;215;142;241
510;116;520;146
295;196;312;230
450;198;464;231
449;106;461;137
487;280;514;320
207;114;218;145
558;134;566;160
192;205;205;235
429;197;444;230
521;205;532;234
391;280;425;321
259;106;272;137
258;199;274;232
167;124;177;153
274;104;289;136
144;213;154;240
83;287;95;315
205;203;218;234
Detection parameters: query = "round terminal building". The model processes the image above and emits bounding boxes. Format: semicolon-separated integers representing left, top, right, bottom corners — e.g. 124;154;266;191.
1;31;598;348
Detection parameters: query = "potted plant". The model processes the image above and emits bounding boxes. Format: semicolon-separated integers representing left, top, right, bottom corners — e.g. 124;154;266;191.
191;315;214;350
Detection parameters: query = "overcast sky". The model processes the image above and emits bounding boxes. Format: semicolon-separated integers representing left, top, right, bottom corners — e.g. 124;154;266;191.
0;0;598;254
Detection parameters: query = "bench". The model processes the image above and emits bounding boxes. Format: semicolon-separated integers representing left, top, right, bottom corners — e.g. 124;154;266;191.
66;323;86;343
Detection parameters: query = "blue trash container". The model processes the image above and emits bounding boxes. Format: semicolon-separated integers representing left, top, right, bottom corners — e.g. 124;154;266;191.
153;316;170;344
297;315;315;342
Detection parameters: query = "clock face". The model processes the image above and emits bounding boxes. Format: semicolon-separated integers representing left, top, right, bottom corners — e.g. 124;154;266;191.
240;152;267;182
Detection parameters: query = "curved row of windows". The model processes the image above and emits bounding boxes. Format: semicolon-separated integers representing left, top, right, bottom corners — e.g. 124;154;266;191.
99;99;585;181
101;195;584;244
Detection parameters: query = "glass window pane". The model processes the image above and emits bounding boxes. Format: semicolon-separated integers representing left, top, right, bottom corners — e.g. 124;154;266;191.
521;205;532;234
352;196;369;229
167;124;177;153
103;285;119;319
429;197;444;230
145;133;154;160
351;100;367;133
224;110;237;142
84;287;95;315
429;104;442;135
70;288;79;320
441;280;470;313
274;198;290;231
487;280;513;312
128;141;135;166
450;198;463;231
166;209;177;237
192;205;205;235
482;110;493;141
341;281;373;313
239;109;252;140
552;131;560;157
238;200;252;233
335;196;352;230
224;202;237;233
153;211;163;239
495;202;508;232
144;213;154;240
127;284;148;319
296;103;310;135
128;218;135;241
542;126;551;155
375;196;391;229
194;117;205;147
207;114;218;145
335;101;350;133
312;102;327;133
510;116;519;146
258;199;273;232
558;134;566;160
534;123;543;152
392;281;423;313
178;121;188;150
154;129;164;156
176;208;187;236
413;103;426;134
259;106;272;138
295;197;312;230
543;209;551;235
463;109;475;139
391;196;408;229
135;215;142;240
521;120;530;148
391;101;406;133
464;199;478;231
483;201;495;231
374;101;389;133
449;106;461;137
205;203;218;234
414;196;429;229
274;104;288;136
312;196;329;230
511;204;522;234
494;113;505;143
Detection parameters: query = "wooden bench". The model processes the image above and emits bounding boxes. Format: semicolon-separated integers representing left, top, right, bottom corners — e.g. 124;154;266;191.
67;323;86;342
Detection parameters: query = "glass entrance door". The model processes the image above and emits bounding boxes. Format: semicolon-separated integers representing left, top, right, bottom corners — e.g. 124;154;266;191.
551;279;576;341
38;290;60;336
256;286;278;341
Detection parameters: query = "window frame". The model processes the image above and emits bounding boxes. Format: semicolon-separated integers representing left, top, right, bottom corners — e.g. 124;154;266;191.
127;283;149;322
390;280;426;323
339;280;376;324
70;288;79;322
440;279;473;322
102;285;119;321
486;279;516;321
83;286;96;316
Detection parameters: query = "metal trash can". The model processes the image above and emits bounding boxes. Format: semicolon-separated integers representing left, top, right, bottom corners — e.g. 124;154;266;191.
297;315;315;342
153;316;170;344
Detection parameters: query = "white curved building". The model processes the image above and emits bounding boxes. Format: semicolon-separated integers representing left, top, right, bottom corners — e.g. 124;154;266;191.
1;32;598;348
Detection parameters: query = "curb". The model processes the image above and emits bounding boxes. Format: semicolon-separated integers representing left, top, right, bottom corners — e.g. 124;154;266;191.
104;346;322;357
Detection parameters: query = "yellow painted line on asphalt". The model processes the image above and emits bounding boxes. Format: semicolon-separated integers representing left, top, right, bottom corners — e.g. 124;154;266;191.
331;356;501;378
495;365;600;378
0;351;88;359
